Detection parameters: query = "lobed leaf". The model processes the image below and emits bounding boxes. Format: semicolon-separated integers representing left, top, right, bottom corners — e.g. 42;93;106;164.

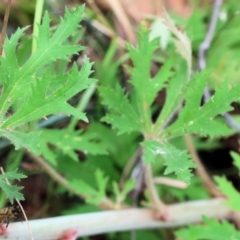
215;176;240;211
0;169;26;203
0;130;41;154
141;140;195;183
0;6;85;120
164;72;240;138
99;84;141;134
2;60;94;128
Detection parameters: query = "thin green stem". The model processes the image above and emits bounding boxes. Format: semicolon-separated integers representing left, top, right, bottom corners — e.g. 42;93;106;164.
32;0;44;53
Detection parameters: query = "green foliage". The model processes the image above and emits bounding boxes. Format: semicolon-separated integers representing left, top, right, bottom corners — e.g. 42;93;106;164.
0;5;94;154
70;169;108;205
141;140;195;183
2;2;240;239
175;217;240;240
215;176;240;211
100;21;240;184
40;127;110;165
164;72;240;138
113;179;135;205
0;170;26;204
99;84;141;134
0;6;94;202
100;26;194;183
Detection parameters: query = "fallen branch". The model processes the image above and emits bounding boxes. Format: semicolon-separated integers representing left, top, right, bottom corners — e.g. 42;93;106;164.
7;198;230;240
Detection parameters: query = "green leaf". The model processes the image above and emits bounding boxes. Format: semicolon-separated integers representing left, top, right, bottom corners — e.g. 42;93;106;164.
3;61;94;128
141;140;195;183
121;179;135;197
128;25;170;108
112;179;135;204
40;127;110;165
100;26;174;134
175;217;240;240
95;169;108;198
70;169;108;205
0;130;41;154
0;6;94;155
0;170;26;203
215;176;240;211
0;6;85;119
154;67;186;131
127;25;173;129
165;72;239;138
99;84;141;134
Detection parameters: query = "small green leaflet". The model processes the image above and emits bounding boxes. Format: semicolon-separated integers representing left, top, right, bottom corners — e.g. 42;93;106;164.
128;24;171;109
154;68;186;131
113;179;135;204
127;25;173;130
215;176;240;211
0;170;26;204
141;140;195;184
70;169;108;205
99;84;141;134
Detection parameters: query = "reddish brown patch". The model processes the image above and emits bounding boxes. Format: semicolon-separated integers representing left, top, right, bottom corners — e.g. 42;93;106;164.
154;207;170;221
0;223;7;236
59;229;78;240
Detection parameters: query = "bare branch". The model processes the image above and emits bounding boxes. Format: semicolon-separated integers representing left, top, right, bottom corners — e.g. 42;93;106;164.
6;199;230;239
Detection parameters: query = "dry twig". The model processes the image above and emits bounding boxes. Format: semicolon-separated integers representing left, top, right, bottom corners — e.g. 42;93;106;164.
0;0;12;55
184;135;224;197
6;198;230;239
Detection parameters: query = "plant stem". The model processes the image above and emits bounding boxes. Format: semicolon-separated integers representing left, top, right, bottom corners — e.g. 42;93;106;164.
0;0;12;55
184;135;224;198
7;199;230;239
143;162;167;219
32;0;44;53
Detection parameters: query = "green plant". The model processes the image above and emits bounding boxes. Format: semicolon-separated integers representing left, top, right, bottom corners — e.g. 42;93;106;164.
0;5;94;201
1;1;240;240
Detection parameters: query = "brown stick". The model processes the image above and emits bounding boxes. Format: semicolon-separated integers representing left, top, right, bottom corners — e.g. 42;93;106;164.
184;135;224;198
0;0;12;55
143;162;168;220
6;198;231;239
